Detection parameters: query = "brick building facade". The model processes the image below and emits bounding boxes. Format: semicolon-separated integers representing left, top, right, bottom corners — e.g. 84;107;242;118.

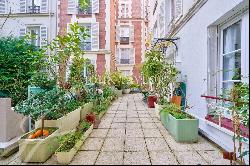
58;0;113;77
114;0;148;84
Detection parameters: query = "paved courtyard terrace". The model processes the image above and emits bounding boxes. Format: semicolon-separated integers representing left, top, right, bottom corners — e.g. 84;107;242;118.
0;94;231;165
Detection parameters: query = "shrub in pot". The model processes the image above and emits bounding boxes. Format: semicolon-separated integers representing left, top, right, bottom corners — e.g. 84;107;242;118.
160;103;199;143
110;71;125;97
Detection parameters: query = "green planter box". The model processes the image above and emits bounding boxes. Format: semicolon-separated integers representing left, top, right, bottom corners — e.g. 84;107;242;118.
80;102;94;121
55;125;93;165
19;128;60;163
35;108;81;133
160;113;199;143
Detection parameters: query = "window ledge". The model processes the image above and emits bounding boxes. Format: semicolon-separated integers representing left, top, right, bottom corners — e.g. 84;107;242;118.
206;120;249;144
0;13;54;17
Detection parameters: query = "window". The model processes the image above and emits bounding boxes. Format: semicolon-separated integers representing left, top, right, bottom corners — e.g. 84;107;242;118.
120;26;130;44
121;70;131;76
27;26;41;47
80;24;92;51
120;3;129;18
78;0;92;14
220;21;242;94
28;0;41;13
116;48;135;65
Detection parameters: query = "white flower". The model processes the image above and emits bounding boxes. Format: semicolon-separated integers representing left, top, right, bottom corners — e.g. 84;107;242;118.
96;89;103;95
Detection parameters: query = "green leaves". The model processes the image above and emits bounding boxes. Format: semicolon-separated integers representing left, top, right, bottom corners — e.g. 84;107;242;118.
0;37;46;106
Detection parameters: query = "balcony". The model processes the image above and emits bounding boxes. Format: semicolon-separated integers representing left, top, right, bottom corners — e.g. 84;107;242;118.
117;58;135;65
28;6;40;14
120;37;129;44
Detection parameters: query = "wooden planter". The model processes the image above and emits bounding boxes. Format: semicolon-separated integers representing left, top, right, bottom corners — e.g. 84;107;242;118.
19;128;59;163
55;125;94;165
154;103;164;119
35;108;81;132
122;89;131;94
160;113;199;143
80;102;94;121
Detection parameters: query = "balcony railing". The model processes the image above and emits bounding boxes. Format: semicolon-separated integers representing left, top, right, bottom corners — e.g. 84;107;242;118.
117;58;135;65
28;6;40;14
120;37;129;44
80;42;92;51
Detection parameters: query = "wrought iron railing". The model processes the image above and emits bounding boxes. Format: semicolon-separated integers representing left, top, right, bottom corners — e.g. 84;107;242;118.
28;6;40;14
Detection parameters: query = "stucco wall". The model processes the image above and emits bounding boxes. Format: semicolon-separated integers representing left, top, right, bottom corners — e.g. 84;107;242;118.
172;0;249;163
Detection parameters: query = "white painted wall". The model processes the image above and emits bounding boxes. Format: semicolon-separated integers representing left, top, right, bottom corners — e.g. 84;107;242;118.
171;0;249;163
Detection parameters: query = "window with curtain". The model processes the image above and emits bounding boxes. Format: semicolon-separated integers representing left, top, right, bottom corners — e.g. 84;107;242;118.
120;48;131;64
221;21;242;94
27;26;41;48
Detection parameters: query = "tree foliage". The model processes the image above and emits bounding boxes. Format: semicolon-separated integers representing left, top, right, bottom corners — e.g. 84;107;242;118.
0;37;45;105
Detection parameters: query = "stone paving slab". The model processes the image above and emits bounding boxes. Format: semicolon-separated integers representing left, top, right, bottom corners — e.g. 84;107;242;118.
0;94;231;165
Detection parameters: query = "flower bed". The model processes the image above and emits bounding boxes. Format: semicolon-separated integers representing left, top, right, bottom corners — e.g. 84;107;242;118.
205;115;249;138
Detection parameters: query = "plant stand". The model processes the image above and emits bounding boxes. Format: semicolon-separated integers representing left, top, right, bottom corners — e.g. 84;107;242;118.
55;125;94;165
19;128;60;163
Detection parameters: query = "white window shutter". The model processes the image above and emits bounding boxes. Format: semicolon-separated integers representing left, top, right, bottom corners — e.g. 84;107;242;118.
20;0;26;13
40;26;48;47
19;27;26;38
130;48;135;64
129;25;134;42
116;26;120;42
91;22;99;51
0;0;6;14
175;0;183;19
68;0;77;14
207;26;218;97
116;48;120;63
40;0;48;13
92;0;99;13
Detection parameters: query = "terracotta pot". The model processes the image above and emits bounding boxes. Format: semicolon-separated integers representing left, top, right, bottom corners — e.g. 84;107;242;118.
223;151;237;161
171;96;182;107
147;95;157;108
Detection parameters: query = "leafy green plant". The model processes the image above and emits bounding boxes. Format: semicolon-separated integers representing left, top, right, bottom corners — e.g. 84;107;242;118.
110;71;125;90
0;37;45;105
56;132;83;152
77;121;91;133
161;103;193;119
30;71;56;90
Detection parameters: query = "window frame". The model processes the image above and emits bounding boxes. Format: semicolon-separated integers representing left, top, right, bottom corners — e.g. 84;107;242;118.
219;16;243;95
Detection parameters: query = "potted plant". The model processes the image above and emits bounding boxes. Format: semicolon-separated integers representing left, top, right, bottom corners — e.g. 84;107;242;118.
130;83;141;93
122;76;132;94
110;71;124;97
160;103;199;143
142;50;164;108
19;127;60;163
55;121;93;165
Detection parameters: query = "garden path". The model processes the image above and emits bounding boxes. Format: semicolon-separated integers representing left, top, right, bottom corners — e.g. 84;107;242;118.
1;94;230;165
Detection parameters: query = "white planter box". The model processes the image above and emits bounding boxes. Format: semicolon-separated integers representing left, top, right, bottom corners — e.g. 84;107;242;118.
122;89;131;94
35;108;81;132
19;128;60;163
55;125;94;165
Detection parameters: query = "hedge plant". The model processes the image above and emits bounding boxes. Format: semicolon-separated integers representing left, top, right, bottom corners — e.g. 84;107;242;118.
0;37;45;105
